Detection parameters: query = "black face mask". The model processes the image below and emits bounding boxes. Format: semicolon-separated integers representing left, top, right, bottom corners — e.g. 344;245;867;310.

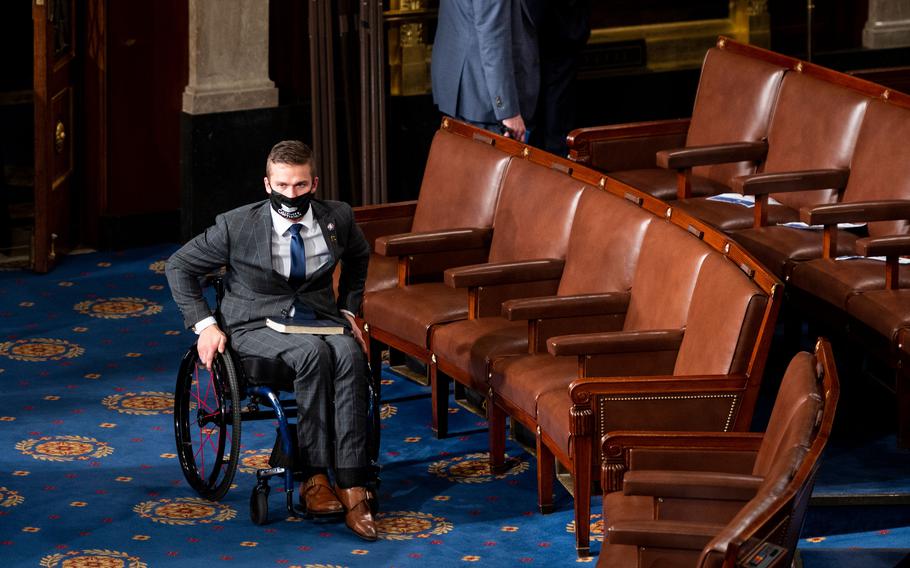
269;188;312;220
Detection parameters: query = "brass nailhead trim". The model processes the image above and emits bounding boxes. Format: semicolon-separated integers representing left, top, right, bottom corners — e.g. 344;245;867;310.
598;394;739;432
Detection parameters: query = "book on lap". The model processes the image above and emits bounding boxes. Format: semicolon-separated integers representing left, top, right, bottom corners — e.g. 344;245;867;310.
266;316;345;335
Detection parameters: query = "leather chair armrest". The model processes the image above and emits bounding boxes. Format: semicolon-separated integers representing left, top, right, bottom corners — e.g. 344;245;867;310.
602;431;765;455
856;235;910;257
501;292;631;321
567;119;691;147
622;469;762;500
607;520;724;550
375;227;492;257
656;141;768;170
444;259;565;288
567;119;690;167
547;329;684;357
731;168;849;196
800;200;910;226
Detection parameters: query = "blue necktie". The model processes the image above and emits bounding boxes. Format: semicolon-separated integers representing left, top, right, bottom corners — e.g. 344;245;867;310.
288;223;307;288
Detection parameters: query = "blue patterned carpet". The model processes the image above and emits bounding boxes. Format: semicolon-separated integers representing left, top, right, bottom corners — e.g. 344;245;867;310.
0;245;908;567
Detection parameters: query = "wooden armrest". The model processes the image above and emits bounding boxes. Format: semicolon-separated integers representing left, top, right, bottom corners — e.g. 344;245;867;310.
800;200;910;226
732;168;849;196
602;431;765;454
501;292;630;321
656;141;768;170
856;235;910;257
567;119;691;146
607;520;723;550
375;227;492;256
622;470;762;500
548;329;684;357
567;119;691;165
353;200;417;222
444;258;564;288
571;374;749;404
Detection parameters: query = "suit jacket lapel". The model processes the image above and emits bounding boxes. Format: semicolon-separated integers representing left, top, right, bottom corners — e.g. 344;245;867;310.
254;202;284;286
302;201;338;288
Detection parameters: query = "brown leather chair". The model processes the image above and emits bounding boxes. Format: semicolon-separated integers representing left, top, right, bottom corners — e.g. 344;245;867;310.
428;188;655;437
567;38;789;202
732;100;910;280
488;219;777;555
359;125;510;294
363;155;588;434
672;72;869;232
597;339;838;567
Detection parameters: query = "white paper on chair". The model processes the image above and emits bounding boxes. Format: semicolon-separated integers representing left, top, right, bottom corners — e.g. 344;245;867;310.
705;193;783;208
834;255;910;265
777;221;867;230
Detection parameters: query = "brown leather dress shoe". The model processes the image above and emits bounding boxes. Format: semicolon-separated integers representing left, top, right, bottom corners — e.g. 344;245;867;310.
299;474;343;517
335;486;377;541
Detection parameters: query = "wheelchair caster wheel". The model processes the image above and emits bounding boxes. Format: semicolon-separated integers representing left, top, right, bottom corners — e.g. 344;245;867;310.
250;484;270;525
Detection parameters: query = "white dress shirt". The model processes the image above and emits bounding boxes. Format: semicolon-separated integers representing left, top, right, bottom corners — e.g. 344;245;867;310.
269;204;331;279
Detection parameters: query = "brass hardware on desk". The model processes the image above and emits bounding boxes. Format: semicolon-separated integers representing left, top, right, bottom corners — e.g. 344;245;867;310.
55;121;66;153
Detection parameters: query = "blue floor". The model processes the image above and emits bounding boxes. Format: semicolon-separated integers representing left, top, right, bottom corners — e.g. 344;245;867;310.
0;245;908;566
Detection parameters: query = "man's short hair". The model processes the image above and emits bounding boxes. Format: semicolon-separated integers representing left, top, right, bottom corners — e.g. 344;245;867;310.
266;140;315;177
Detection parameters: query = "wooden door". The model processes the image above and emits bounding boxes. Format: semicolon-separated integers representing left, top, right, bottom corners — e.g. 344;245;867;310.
32;0;76;273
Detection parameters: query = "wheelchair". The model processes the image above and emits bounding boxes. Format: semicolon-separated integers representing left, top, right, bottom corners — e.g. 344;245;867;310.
173;276;381;525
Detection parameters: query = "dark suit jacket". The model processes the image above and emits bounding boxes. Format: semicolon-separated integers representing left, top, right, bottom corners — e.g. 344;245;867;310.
166;198;370;334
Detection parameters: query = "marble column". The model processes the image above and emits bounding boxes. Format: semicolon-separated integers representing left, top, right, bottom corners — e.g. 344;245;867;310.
182;0;278;114
864;0;910;49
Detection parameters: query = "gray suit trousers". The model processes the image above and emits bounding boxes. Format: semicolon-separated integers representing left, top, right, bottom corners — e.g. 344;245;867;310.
230;327;369;476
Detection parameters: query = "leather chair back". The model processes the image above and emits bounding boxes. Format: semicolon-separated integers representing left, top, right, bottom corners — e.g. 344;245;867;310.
687;48;786;188
765;73;869;211
673;254;768;376
752;352;823;477
488;159;587;263
623;222;712;331
557;190;654;296
843;100;910;238
411;129;511;232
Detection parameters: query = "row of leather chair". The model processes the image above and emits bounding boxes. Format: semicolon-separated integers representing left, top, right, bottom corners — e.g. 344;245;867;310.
568;36;910;447
352;118;783;555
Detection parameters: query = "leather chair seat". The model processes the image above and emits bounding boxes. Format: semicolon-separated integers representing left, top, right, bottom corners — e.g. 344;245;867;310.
430;318;528;390
610;169;727;202
363;283;468;348
364;254;399;294
673;199;798;231
790;258;910;310
847;289;910;342
730;226;860;279
490;355;576;419
535;387;571;455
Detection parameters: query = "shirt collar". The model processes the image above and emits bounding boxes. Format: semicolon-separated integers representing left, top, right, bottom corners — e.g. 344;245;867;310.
270;202;315;236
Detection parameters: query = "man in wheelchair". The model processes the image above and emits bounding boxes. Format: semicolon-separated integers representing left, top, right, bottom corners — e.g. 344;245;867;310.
166;140;376;540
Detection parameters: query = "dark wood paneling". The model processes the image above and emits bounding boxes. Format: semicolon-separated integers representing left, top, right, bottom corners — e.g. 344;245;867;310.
107;0;187;218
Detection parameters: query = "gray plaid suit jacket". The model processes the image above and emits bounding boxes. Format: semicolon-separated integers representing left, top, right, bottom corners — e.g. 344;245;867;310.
166;198;370;334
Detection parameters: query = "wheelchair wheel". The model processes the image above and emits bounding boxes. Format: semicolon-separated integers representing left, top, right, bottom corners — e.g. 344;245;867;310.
249;483;270;525
174;347;242;500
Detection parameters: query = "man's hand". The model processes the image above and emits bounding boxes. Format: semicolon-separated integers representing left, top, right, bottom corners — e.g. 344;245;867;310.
344;313;368;354
502;114;527;142
197;324;227;370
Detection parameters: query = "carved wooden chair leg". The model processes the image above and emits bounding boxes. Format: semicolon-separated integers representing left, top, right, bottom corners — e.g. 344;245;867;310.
430;358;449;439
536;429;555;514
572;434;592;557
488;398;508;473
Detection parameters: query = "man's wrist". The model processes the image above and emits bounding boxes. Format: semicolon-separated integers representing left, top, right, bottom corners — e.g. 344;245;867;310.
340;309;356;320
192;316;217;335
